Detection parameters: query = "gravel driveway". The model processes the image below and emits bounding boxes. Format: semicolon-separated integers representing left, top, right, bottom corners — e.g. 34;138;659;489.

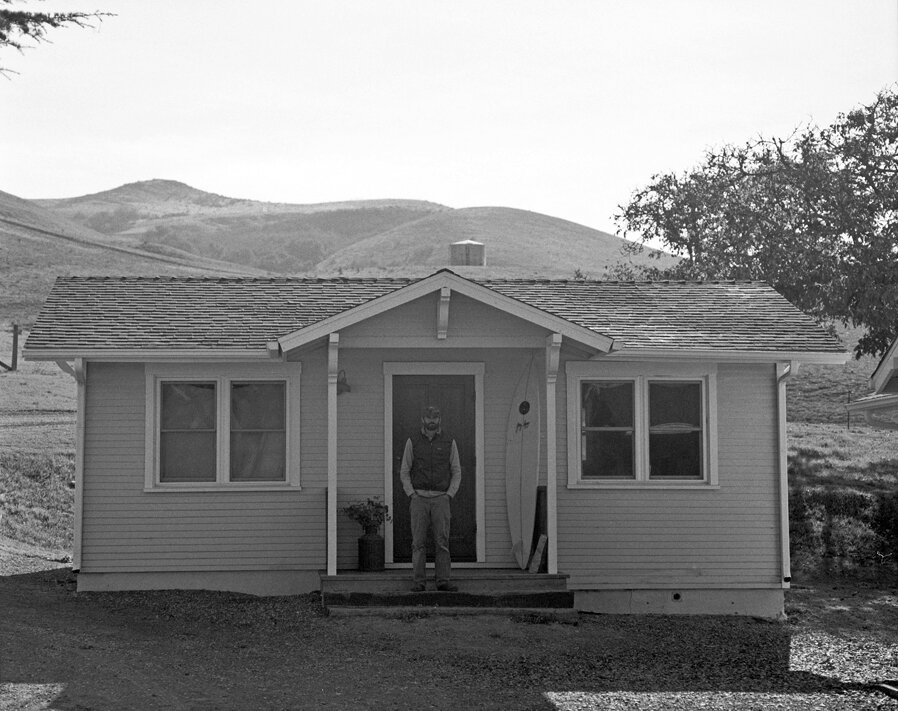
1;537;896;711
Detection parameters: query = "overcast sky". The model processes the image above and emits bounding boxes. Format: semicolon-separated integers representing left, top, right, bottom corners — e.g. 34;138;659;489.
3;0;896;234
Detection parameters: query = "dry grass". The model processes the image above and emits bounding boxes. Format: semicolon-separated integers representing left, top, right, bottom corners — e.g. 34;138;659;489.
788;422;898;579
0;452;74;550
0;326;76;455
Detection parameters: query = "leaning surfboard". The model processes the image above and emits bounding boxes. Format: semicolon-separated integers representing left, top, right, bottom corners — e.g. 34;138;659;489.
505;358;541;569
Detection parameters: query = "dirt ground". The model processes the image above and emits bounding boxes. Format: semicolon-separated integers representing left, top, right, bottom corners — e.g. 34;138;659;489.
1;537;896;711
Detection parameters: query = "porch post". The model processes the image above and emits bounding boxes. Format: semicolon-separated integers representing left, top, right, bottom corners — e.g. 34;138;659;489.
545;333;562;574
327;333;339;576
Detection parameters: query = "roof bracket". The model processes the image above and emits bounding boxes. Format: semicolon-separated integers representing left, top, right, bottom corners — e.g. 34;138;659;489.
546;333;562;384
267;341;283;361
55;359;85;385
777;360;800;383
437;286;450;340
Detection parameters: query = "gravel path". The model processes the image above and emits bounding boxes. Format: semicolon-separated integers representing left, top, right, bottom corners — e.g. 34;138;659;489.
1;537;896;710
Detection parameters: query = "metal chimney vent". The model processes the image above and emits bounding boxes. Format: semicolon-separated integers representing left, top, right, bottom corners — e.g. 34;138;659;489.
449;239;485;266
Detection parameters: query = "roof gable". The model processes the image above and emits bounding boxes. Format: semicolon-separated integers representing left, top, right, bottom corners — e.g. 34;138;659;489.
276;270;615;354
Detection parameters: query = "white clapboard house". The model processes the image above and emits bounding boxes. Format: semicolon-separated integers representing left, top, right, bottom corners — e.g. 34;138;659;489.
24;269;846;616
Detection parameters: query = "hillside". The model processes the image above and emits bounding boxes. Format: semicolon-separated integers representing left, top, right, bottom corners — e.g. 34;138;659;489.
35;179;670;277
316;206;676;277
0;189;265;326
37;180;452;274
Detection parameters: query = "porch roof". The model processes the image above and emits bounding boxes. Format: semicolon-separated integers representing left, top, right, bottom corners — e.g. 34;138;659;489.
24;270;847;360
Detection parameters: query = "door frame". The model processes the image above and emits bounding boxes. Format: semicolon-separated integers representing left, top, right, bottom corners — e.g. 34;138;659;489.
383;361;485;565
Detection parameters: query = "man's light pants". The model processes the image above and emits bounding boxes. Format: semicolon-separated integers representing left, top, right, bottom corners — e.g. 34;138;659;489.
410;493;452;586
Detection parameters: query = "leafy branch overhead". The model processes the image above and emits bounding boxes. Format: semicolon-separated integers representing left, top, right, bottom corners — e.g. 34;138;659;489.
0;0;113;73
615;87;898;359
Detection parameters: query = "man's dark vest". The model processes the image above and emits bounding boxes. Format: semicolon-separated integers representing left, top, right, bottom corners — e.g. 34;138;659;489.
409;430;453;492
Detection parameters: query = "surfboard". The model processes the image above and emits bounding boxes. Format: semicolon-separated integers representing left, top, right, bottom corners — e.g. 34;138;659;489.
505;358;541;569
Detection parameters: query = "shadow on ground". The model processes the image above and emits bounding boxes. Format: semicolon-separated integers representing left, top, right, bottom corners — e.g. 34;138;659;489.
1;566;891;711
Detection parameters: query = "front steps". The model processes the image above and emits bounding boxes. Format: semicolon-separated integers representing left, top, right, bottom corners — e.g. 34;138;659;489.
320;568;575;617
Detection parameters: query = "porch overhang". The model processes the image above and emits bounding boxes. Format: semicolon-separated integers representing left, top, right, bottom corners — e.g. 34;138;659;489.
277;270;616;356
847;392;898;430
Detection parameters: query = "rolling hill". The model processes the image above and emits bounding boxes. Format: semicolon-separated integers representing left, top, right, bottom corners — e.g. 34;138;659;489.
0;188;268;325
36;180;454;274
35;179;673;277
316;205;676;277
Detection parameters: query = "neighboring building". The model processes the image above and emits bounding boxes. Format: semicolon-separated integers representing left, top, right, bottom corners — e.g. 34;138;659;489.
848;336;898;430
24;269;846;616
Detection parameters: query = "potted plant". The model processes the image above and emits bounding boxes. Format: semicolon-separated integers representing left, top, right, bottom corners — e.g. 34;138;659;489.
342;497;391;571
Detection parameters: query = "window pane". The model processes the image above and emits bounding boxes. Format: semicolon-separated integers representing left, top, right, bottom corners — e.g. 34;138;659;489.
161;383;216;429
230;432;286;481
160;382;216;483
582;431;634;479
160;432;217;482
582;381;633;427
231;382;286;430
230;381;286;482
649;431;702;479
649;382;701;428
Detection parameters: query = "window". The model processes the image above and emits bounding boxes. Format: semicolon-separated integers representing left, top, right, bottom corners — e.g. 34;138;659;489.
581;381;634;479
567;363;717;487
146;364;300;490
160;382;217;483
230;382;286;482
648;381;702;480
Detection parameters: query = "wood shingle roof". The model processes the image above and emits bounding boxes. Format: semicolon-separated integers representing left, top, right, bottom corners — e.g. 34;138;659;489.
24;272;846;358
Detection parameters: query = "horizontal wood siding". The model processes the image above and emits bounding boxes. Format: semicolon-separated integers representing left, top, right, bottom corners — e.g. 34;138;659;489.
334;347;391;567
557;360;781;589
448;293;549;339
341;292;549;342
81;362;325;573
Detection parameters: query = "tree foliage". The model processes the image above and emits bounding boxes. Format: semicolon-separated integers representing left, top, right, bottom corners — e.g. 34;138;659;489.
615;88;898;358
0;0;111;73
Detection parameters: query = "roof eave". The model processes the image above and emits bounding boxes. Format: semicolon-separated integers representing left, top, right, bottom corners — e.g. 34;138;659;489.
594;348;849;364
23;348;273;363
847;392;898;413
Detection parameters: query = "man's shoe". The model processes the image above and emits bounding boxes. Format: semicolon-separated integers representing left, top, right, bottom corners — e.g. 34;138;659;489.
436;583;458;592
410;583;426;592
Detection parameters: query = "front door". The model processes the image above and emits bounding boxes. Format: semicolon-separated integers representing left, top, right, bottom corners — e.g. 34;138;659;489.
391;375;477;562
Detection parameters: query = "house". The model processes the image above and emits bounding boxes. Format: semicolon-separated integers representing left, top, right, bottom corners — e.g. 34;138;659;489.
848;337;898;430
24;269;847;616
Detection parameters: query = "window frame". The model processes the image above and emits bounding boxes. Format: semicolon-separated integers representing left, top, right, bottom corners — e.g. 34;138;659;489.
145;363;301;491
566;361;718;489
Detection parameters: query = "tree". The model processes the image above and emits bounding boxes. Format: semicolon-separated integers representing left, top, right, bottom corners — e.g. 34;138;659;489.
0;0;111;74
615;88;898;358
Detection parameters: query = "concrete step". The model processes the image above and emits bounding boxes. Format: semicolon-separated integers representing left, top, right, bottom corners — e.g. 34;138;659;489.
327;605;580;620
322;589;575;610
320;568;569;595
